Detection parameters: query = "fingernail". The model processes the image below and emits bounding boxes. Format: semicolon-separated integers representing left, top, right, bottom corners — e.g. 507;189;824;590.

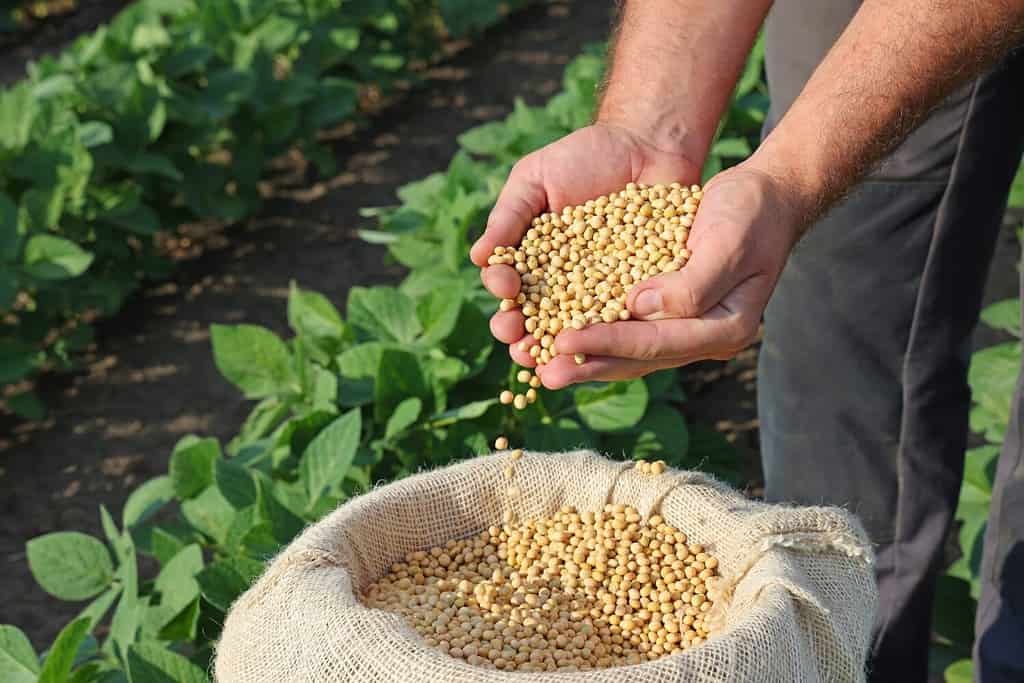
633;289;663;318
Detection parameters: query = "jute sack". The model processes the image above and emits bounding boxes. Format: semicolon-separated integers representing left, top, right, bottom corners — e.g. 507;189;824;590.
214;450;878;682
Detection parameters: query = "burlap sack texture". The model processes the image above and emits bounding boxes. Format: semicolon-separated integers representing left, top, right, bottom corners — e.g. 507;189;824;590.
214;450;878;682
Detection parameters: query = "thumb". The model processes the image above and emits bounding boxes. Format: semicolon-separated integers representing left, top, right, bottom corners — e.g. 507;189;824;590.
626;227;741;321
470;157;547;268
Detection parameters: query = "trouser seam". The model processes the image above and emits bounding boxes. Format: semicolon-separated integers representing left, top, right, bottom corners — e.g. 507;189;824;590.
877;76;982;649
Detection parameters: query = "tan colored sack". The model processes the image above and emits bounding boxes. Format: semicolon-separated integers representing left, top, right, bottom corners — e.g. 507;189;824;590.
214;450;877;682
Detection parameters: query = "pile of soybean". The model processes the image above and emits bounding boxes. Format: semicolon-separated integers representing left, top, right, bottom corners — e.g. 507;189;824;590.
363;503;720;672
488;181;701;368
489;181;702;455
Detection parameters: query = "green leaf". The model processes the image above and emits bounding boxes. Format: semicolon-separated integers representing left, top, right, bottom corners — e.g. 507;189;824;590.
180;487;236;545
0;193;18;259
949;478;989;597
574;380;649;432
280;410;336;458
347;287;422;344
644;369;684;402
27;532;114;601
980;299;1020;338
38;618;90;683
131;23;171;51
307;77;358;129
6;391;45;421
168;437;220;499
0;84;37;151
430;399;498;426
157;598;200;642
211;324;295;398
23;235;94;280
75;585;121;632
711;137;753;158
944;659;973;683
310;366;338;409
103;524;140;656
126;642;209;683
0;625;39;683
152;545;203;622
255;476;305;545
78;121;114;148
735;33;765;96
101;202;161;236
229;398;290;453
1008;163;1024;209
123;476;174;529
328;27;360;52
374;349;430;423
197;559;260;613
439;0;501;37
338;376;374;407
605;403;689;461
397;173;445;212
151;528;187;567
30;75;74;100
416;288;463;345
301;409;361;502
687;425;742;484
118;152;181;183
524;418;591;452
0;270;16;310
224;506;262;551
0;341;37;384
337;342;388;379
931;575;976;647
214;459;257;508
287;282;345;341
968;342;1020;437
385;398;422;439
441;300;493;364
458;121;516;156
963;445;999;496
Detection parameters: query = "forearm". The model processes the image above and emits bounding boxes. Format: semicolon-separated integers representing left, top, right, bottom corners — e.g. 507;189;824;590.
597;0;772;165
748;0;1024;229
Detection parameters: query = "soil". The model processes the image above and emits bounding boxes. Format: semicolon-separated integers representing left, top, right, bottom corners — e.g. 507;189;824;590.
2;0;1021;665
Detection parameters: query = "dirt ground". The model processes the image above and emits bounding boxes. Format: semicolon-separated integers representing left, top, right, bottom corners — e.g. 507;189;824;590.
1;0;1021;661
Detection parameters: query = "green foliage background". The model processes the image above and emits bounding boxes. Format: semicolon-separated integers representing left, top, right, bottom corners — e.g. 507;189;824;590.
0;0;530;417
0;27;764;680
1;3;1018;680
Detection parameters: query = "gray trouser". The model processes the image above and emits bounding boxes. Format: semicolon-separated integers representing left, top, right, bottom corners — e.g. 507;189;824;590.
761;3;1024;682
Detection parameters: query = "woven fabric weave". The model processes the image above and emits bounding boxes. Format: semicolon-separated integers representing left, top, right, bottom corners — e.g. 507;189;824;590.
214;450;878;682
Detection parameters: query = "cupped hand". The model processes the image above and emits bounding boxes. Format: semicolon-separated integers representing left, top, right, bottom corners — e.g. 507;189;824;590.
538;164;806;389
469;123;701;368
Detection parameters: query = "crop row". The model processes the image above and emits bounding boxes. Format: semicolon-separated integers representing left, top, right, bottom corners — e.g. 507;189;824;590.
0;0;529;417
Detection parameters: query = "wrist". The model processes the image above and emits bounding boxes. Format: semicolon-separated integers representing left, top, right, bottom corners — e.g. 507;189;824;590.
742;139;828;238
595;102;710;166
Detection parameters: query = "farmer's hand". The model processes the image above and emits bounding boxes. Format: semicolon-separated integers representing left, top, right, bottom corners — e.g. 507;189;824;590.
536;163;807;388
472;128;811;388
469;122;700;364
